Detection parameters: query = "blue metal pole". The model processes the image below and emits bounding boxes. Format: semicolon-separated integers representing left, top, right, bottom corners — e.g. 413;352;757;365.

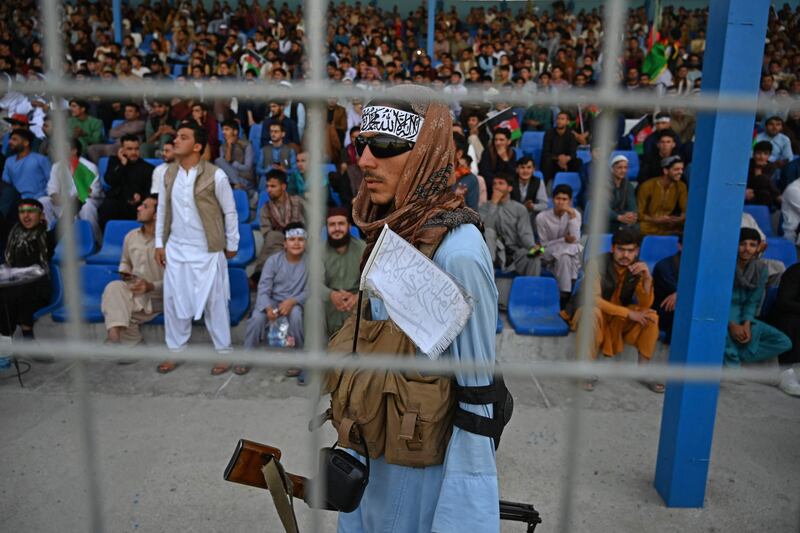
653;0;769;508
113;0;123;44
427;0;435;60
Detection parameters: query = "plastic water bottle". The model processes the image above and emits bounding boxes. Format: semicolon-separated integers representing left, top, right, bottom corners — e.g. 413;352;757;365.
0;357;11;370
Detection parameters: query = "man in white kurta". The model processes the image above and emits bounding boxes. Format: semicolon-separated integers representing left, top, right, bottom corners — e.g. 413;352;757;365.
535;183;583;297
154;122;239;374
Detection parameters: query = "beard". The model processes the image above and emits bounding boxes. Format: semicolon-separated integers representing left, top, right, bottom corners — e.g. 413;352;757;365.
328;232;351;249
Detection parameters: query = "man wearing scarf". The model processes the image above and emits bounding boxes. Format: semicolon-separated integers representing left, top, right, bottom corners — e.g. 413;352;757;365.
339;86;499;532
724;228;791;366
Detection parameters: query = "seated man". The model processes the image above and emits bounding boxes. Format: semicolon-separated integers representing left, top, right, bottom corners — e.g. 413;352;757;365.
540;111;581;183
607;154;639;233
724;228;792;366
243;222;308;377
40;138;103;243
1;129;51;234
511;156;548;232
87;102;146;163
323;207;365;337
535;184;583;306
565;227;661;392
0;199;54;342
637;155;688;236
215;119;255;196
101;195;163;347
67;99;104;153
769;262;800;396
652;237;682;345
746;141;781;210
254;169;304;274
638;130;680;183
258;122;298;183
97;134;154;230
479;173;540;276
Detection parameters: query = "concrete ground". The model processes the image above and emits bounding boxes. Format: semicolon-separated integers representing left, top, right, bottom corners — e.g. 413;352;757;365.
0;316;798;533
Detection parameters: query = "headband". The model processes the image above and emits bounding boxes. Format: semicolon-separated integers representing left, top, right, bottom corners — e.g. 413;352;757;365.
360;105;424;143
285;228;307;239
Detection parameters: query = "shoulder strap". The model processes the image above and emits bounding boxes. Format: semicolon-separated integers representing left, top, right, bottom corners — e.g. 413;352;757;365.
261;458;300;533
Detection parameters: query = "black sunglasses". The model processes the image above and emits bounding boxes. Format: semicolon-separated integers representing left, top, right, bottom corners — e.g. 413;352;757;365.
354;134;415;159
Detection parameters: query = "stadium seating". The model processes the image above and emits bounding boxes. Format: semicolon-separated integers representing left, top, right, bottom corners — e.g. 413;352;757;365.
576;149;592;164
227;224;255;268
33;264;63;320
611;150;639;180
233;189;250;223
640;235;679;272
52;220;96;264
86;220;141;265
743;205;774;237
764;237;798;266
228;268;250;326
52;265;120;323
496;314;503;334
107;119;125;142
251;190;269;229
98;156;110;190
553;172;582;197
520;131;545;157
507;277;569;336
583;233;612;262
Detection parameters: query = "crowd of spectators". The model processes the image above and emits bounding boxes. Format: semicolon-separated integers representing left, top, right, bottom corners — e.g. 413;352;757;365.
1;0;800;392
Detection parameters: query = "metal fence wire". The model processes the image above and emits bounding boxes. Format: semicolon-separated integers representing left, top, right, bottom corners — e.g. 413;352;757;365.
3;0;794;531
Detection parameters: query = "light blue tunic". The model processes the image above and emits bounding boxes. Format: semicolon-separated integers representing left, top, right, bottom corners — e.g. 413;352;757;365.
337;224;500;533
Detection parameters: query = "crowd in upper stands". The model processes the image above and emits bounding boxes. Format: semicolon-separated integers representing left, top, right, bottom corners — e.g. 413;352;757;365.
1;0;800;394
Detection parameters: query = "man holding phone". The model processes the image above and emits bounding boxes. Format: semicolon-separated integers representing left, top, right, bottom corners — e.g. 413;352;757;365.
101;195;163;348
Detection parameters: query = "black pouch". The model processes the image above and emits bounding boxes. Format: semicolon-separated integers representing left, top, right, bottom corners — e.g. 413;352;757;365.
310;444;370;513
453;372;514;450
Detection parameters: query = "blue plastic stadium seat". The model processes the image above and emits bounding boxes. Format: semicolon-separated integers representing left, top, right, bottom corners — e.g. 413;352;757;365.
640;235;679;272
583;233;612;262
496;314;503;334
520;131;545;158
98;156;111;191
611;150;639;180
233;189;250;223
251;190;269;229
743;205;774;237
507;277;569;336
576;149;592;165
494;267;518;279
227;224;255;268
249;122;263;145
87;220;141;265
52;265;120;323
553;172;582;197
229;268;250;326
52;220;96;264
33;263;63;320
760;286;779;318
107;119;125;143
532;147;543;168
764;237;798;266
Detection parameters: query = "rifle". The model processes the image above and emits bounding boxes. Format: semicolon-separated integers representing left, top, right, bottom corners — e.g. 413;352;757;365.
224;439;542;532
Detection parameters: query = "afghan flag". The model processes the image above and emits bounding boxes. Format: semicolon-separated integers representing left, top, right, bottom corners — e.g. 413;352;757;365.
241;50;265;75
482;107;522;141
628;115;653;155
70;157;97;202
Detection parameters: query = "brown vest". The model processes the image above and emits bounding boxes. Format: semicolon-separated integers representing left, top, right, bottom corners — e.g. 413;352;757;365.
161;160;227;252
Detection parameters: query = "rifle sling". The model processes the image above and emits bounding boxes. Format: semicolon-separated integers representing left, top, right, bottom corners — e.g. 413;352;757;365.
262;458;300;533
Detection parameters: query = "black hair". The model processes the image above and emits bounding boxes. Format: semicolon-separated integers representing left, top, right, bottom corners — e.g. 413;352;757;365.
69;98;88;110
221;119;239;131
71;137;82;156
266;168;288;184
10;128;34;145
493;172;514;186
269;121;285;132
612;226;641;247
516;156;534;167
493;127;512;139
177;120;208;152
553;184;573;198
284;221;305;232
753;140;773;154
120;133;141;144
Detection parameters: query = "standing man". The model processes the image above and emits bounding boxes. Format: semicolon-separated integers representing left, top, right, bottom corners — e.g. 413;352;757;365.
322;207;365;336
154;121;239;375
97;134;154;230
339;87;499;532
536;184;583;306
637;155;688;236
242;222;308;377
101;195;163;346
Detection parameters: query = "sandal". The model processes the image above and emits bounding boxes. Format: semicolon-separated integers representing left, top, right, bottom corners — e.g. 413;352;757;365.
583;377;598;391
285;367;301;378
157;361;181;374
232;365;250;375
640;380;665;393
211;363;231;376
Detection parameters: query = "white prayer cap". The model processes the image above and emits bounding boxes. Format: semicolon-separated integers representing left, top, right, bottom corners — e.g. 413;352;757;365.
610;154;629;167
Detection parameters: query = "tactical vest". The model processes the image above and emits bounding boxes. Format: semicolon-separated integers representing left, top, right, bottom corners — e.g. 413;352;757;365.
321;241;512;468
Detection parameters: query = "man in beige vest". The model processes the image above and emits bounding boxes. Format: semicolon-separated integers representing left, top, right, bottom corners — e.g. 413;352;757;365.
154;121;240;375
